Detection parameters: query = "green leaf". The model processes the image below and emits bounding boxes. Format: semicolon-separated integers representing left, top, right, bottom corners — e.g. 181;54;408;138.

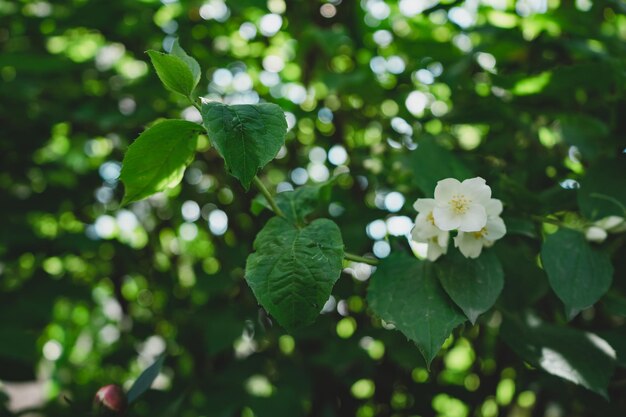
170;39;201;88
120;120;201;205
436;248;504;324
367;252;466;366
201;102;287;190
501;315;616;398
127;354;166;404
577;159;626;220
147;50;197;98
245;217;344;330
275;182;334;225
408;137;473;195
541;229;613;315
558;114;608;160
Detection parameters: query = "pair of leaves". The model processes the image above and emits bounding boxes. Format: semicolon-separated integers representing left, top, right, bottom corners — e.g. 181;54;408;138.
367;250;504;365
245;217;344;330
541;228;613;317
122;41;287;203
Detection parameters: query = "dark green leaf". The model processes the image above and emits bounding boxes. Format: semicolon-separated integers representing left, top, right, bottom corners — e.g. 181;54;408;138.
275;182;334;225
577;159;626;220
120;119;201;205
437;248;504;324
245;217;344;330
541;229;613;314
127;354;166;404
201;102;287;190
558;114;608;160
367;252;466;366
408;137;473;195
147;50;197;98
170;40;201;88
501;315;616;398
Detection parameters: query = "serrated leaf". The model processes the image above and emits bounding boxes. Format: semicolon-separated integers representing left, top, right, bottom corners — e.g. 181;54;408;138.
120;120;201;205
501;315;615;398
367;252;466;366
275;182;334;225
541;229;613;315
437;248;504;324
245;217;344;330
201;102;287;189
147;50;197;98
170;40;201;87
127;354;166;404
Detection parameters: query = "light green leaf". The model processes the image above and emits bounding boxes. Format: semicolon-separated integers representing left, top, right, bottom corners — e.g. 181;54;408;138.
245;217;344;330
367;252;466;366
120;120;201;205
147;50;197;98
170;39;201;87
437;248;504;324
201;102;287;190
541;229;613;315
501;315;616;398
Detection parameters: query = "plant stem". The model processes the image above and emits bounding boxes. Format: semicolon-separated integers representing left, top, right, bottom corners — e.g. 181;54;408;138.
188;96;201;111
253;176;285;218
344;252;379;266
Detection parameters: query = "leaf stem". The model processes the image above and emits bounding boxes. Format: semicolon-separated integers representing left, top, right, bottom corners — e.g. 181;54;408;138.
344;252;379;266
253;176;285;218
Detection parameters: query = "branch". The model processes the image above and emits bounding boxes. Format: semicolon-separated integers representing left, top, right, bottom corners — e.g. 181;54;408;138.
344;252;379;266
253;176;285;218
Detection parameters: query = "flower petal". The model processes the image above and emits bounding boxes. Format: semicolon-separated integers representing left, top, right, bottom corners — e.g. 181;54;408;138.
454;233;484;259
461;177;491;204
434;178;461;202
427;237;448;261
484;198;503;218
458;204;487;232
484;217;506;241
433;206;461;231
413;198;436;212
436;230;450;247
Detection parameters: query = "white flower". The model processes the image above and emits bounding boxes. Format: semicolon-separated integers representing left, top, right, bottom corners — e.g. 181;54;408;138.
585;226;608;243
424;232;450;261
433;177;492;232
453;198;506;259
411;198;449;261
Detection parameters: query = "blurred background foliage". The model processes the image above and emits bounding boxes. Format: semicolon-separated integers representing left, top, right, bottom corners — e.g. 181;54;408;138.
1;0;625;416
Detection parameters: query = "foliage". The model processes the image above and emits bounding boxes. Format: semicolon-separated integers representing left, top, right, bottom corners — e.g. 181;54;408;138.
1;0;625;416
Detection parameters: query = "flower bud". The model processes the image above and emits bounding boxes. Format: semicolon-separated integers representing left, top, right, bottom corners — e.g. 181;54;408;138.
94;385;127;415
585;226;607;243
594;215;626;233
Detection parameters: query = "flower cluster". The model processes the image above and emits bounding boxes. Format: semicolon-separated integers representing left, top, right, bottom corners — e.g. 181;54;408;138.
411;177;506;260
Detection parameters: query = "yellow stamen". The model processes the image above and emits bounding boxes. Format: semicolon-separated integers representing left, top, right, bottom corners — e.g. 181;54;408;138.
449;194;471;215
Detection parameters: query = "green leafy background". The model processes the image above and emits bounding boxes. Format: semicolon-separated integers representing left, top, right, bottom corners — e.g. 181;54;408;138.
1;0;625;416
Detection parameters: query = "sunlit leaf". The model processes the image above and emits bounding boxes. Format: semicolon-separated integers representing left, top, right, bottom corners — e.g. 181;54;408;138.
147;50;197;98
501;315;615;398
120;120;201;205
